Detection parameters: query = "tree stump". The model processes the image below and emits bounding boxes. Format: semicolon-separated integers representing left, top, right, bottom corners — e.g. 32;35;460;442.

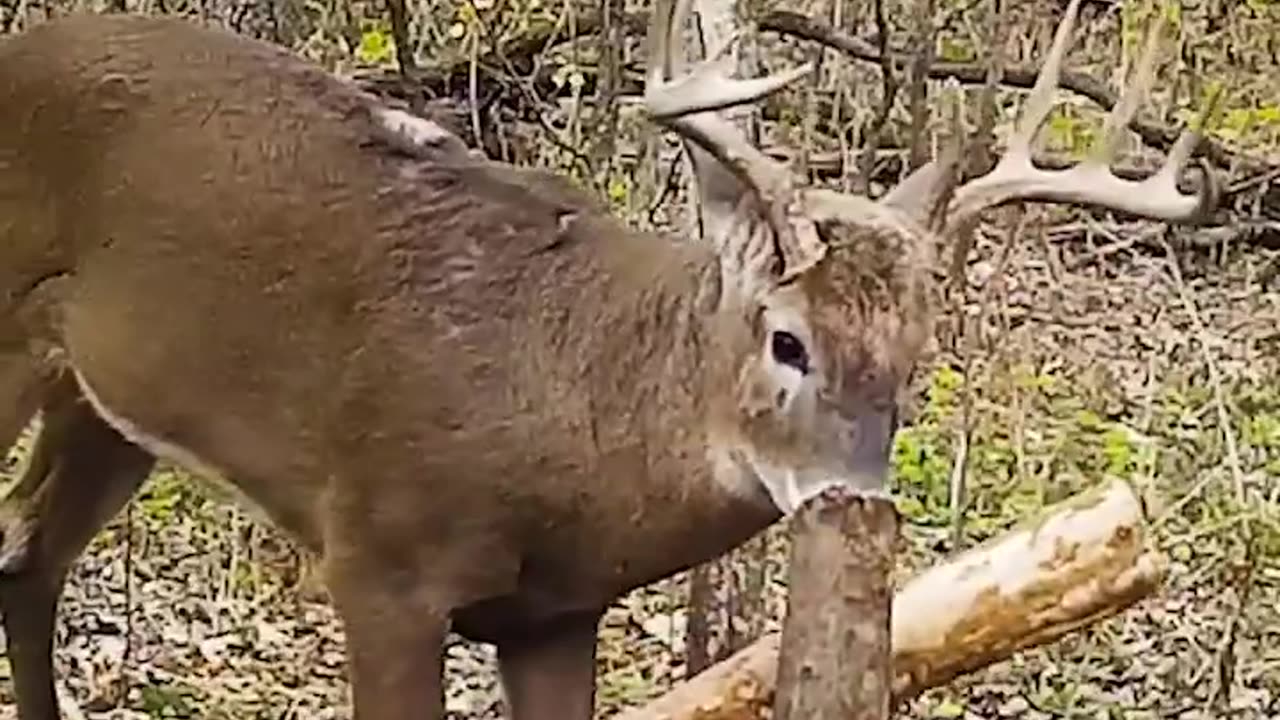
773;487;898;720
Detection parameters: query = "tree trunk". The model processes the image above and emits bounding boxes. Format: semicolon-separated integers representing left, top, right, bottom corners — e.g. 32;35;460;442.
612;478;1165;720
774;490;897;720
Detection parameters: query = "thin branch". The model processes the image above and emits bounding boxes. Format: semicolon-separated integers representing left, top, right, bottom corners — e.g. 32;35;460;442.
1161;237;1259;715
352;7;1267;181
905;0;938;171
856;0;898;195
384;0;417;79
468;29;483;154
758;10;1247;174
1162;244;1246;503
54;681;88;720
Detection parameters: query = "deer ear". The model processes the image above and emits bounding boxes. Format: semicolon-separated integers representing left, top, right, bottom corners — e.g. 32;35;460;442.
878;142;962;231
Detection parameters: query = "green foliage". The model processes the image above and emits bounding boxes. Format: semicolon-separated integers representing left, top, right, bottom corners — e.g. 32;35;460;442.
596;663;655;709
1238;382;1280;475
889;360;1190;539
1120;0;1182;56
927;696;966;718
1215;104;1280;144
135;470;195;526
1043;109;1098;159
355;19;394;67
891;366;961;526
137;681;201;718
1119;0;1149;56
605;175;631;212
938;36;976;63
1174;80;1280;150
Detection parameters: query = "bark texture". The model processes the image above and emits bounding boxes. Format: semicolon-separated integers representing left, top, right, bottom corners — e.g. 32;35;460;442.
773;490;897;720
612;478;1165;720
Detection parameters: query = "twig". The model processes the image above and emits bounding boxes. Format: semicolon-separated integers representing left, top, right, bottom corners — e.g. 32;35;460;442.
468;29;483;153
1161;237;1257;711
121;499;134;708
760;11;1254;175
1161;242;1246;503
971;0;1006;177
1203;534;1258;712
856;0;898;194
54;681;88;720
905;0;939;172
354;7;1268;179
1226;165;1280;196
947;213;1025;550
686;561;714;676
384;0;416;76
465;3;598;174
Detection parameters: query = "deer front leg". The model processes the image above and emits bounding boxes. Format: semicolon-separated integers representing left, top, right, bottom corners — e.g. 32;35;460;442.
339;596;449;719
0;378;155;720
322;557;452;720
497;610;602;720
321;519;522;720
318;473;522;720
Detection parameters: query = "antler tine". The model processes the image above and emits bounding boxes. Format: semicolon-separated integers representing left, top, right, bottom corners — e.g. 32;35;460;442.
1093;17;1162;166
643;0;681;98
1007;0;1083;158
643;0;820;270
946;0;1216;229
643;0;813;122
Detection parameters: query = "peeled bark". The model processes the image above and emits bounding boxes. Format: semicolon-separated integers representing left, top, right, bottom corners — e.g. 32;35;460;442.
773;491;897;720
612;477;1165;720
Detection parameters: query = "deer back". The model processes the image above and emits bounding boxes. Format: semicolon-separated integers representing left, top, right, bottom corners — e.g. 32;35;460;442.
0;14;779;581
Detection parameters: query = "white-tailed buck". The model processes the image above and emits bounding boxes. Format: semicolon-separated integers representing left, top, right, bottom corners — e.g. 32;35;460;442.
0;0;1214;717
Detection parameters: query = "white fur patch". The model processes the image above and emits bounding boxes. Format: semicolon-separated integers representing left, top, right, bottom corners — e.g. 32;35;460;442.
713;442;890;515
372;107;470;154
706;443;766;501
72;368;272;523
74;369;221;479
374;107;452;145
0;514;34;572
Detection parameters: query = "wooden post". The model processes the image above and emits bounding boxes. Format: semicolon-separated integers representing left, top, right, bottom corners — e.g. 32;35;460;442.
773;488;898;720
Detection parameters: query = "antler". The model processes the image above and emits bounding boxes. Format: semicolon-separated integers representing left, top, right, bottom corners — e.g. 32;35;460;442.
642;0;824;277
946;0;1217;230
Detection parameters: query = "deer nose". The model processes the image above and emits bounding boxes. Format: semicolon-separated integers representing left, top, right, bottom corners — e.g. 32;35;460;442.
841;406;896;477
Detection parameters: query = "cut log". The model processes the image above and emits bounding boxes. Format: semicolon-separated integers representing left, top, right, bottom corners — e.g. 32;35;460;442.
773;490;897;720
612;477;1165;720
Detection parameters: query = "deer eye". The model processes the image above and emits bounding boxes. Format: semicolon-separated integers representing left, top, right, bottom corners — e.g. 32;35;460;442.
770;331;809;374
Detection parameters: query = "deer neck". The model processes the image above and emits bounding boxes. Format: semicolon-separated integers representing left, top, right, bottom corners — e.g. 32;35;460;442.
534;215;775;514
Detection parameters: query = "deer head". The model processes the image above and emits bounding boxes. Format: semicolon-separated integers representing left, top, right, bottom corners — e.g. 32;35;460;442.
641;0;1215;513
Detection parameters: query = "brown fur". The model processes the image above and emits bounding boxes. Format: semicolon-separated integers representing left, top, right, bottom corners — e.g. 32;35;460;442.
0;12;933;720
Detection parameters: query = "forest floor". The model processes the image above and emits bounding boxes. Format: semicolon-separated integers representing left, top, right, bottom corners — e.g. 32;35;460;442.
1;0;1279;718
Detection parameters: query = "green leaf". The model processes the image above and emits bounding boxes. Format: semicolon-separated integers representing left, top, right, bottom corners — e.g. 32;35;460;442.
607;178;629;204
357;25;394;66
931;698;966;718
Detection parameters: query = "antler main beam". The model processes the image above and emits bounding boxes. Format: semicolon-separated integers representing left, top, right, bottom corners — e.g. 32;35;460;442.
641;0;820;271
641;0;811;177
947;0;1216;228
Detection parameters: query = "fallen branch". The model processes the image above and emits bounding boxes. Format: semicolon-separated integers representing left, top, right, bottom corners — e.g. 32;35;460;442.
611;477;1166;720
